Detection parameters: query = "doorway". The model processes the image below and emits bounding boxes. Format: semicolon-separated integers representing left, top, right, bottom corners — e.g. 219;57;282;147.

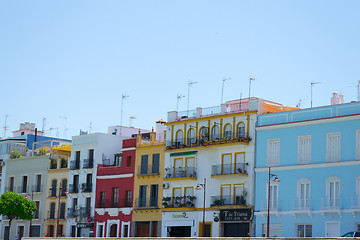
223;223;250;237
109;224;117;237
169;226;191;237
326;222;340;237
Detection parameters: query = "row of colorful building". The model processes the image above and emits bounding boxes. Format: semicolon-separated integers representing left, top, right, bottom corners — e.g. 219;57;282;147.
0;93;360;239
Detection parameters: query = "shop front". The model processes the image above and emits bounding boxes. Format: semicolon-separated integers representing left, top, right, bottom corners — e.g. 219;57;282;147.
162;211;196;237
220;208;252;237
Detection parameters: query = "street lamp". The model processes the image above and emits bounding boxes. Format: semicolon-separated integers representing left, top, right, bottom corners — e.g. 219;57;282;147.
267;167;280;237
196;178;206;237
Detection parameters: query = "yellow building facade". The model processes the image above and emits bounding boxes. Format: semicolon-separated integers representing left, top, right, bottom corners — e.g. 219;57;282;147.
132;128;165;237
44;145;71;237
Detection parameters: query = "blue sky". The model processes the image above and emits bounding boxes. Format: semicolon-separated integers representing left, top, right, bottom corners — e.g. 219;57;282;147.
1;1;359;139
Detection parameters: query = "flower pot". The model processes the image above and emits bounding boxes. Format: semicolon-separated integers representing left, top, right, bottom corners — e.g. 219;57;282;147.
166;146;171;150
203;143;208;146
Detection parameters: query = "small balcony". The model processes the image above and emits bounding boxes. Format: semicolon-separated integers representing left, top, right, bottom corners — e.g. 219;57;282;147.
134;198;158;209
83;159;94;168
97;199;132;208
210;195;246;207
211;163;247;177
68;184;78;193
292;198;311;211
67;208;78;218
17;186;28;194
138;165;160;177
47;210;56;220
351;196;360;209
81;183;92;193
261;199;280;211
48;188;57;198
321;197;341;210
162;196;196;209
80;207;91;217
32;184;43;193
164;167;197;180
70;160;80;170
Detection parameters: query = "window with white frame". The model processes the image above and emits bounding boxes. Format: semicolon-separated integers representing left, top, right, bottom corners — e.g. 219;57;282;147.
267;139;280;166
297;224;312;237
298;179;310;209
356;130;360;160
298;136;311;164
326;133;341;162
327;177;340;208
268;182;279;210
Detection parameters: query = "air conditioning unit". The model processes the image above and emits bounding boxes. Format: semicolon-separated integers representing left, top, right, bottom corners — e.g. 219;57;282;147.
162;182;170;189
79;183;85;190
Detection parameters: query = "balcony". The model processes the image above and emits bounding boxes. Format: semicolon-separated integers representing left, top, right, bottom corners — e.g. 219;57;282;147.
210;195;246;207
68;184;78;193
48;188;57;197
67;208;78;218
97;199;132;208
17;186;28;194
321;197;341;210
47;210;56;220
34;211;40;220
211;163;247;177
164;167;197;180
351;196;360;209
4;187;14;192
162;196;196;209
70;160;80;170
81;183;92;193
80;207;91;217
165;135;251;151
134;198;158;209
137;165;160;177
32;184;43;193
292;198;311;211
261;199;280;212
83;159;94;168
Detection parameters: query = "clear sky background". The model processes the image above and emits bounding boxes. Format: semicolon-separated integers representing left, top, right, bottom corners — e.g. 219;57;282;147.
1;1;359;139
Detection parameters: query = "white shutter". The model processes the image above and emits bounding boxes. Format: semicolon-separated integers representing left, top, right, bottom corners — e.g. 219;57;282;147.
267;139;280;166
298;136;311;164
327;133;340;162
262;224;282;237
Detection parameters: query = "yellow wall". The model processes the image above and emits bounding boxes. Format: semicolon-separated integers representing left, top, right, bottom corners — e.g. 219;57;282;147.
132;143;165;222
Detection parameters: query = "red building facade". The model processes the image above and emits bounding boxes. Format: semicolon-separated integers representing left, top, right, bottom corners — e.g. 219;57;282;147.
94;138;136;237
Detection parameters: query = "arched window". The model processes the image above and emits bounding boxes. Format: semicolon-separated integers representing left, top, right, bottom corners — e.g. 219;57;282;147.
61;179;67;196
224;124;232;139
48;225;55;237
211;125;219;141
187;128;195;145
110;224;118;237
50;202;56;219
199;127;209;140
175;130;183;145
51;179;57;197
237;122;245;138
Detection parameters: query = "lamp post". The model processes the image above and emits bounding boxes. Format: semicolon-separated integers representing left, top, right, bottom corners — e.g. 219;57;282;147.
196;178;206;237
267;167;280;237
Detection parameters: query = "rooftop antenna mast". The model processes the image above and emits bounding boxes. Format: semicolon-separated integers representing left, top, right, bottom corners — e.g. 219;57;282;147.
187;80;198;116
176;93;185;112
129;116;136;127
59;116;68;138
89;122;92;134
296;99;302;108
49;127;59;137
42;117;46;133
2;115;9;139
221;77;231;104
311;82;321;108
248;76;255;110
121;94;129;127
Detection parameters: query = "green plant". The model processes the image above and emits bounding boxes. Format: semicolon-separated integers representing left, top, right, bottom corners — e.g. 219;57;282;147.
9;151;22;159
0;191;36;240
38;149;47;156
60;158;67;168
50;159;57;169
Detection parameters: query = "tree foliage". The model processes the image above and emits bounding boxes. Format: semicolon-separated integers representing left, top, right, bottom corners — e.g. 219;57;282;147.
0;191;36;239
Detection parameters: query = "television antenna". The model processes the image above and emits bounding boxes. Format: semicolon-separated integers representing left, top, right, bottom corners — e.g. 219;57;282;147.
221;77;231;104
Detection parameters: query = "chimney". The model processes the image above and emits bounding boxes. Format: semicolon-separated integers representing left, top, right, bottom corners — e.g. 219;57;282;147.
339;93;344;104
331;92;339;105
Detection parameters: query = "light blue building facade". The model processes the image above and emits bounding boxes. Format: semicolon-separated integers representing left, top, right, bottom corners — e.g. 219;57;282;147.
254;102;360;237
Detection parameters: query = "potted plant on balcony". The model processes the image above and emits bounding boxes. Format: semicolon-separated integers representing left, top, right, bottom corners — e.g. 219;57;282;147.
166;146;171;150
202;139;208;146
162;197;171;208
50;159;57;169
213;199;221;206
208;140;214;145
237;167;243;173
214;140;220;144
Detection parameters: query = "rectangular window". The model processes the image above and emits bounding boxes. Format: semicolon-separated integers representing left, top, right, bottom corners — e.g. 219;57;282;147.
141;155;148;175
127;156;131;167
152;154;160;174
35;174;42;192
327;133;341;162
34;201;40;219
50;202;56;219
267;139;280;166
329;180;340;207
235;152;245;173
75;151;80;168
220;185;231;205
221;153;232;174
22;175;28;193
100;192;106;208
139;185;147;207
9;177;14;192
173;188;182;207
269;184;278;209
125;190;132;207
150;184;158;207
299;182;310;209
298;136;311;164
112;188;119;207
297;224;312;237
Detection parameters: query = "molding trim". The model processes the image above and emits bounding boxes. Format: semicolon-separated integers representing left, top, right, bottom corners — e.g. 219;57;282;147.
97;173;133;179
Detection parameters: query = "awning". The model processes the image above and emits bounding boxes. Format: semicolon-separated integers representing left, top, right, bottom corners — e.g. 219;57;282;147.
170;151;197;157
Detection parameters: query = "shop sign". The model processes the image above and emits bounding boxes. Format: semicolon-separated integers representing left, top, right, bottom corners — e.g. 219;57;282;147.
220;209;252;221
172;212;189;219
77;223;94;228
